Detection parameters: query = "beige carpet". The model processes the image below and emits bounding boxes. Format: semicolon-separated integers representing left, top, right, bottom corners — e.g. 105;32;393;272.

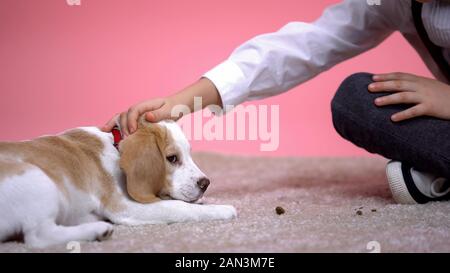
1;152;450;253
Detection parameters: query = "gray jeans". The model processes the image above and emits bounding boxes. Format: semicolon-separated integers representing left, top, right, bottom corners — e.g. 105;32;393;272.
331;72;450;179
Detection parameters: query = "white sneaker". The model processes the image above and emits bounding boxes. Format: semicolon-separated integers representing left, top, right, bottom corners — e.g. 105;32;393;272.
386;161;450;204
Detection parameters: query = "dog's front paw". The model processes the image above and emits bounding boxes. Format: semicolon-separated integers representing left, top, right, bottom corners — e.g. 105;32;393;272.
205;204;237;220
95;222;114;241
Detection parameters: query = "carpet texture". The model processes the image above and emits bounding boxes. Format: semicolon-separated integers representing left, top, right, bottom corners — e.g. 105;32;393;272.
1;152;450;253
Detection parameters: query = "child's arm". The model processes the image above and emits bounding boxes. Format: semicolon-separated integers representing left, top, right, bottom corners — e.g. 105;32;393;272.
102;78;220;136
103;0;399;134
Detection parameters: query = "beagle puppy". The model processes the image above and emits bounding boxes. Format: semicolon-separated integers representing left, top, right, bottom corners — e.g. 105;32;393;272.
0;119;236;248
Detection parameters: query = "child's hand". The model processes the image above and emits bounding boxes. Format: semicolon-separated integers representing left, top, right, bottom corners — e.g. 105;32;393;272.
101;78;221;136
101;97;177;136
369;72;450;122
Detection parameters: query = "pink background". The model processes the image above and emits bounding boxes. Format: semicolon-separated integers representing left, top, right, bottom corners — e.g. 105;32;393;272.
0;0;432;156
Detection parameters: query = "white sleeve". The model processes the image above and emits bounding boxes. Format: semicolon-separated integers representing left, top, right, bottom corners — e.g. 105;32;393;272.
203;0;397;107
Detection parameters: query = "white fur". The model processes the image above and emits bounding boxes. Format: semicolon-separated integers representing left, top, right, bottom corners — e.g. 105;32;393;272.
0;122;236;248
159;121;208;202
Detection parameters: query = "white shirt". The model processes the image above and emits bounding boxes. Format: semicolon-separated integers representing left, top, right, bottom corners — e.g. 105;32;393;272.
203;0;450;107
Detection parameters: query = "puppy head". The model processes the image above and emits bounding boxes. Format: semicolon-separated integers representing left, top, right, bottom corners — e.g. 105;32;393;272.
119;118;209;203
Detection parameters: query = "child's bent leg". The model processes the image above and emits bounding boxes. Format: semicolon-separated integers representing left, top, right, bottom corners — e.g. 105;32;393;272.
331;72;450;179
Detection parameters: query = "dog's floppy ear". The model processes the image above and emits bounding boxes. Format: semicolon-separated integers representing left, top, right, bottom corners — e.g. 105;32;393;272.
119;124;167;203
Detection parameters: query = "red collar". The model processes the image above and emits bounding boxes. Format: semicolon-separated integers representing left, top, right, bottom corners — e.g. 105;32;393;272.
111;126;122;150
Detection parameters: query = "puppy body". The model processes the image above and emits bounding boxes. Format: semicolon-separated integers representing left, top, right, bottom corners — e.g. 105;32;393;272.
0;121;236;248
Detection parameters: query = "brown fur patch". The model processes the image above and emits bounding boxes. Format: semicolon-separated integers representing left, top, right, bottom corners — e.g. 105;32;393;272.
0;129;124;212
119;122;169;203
0;159;30;182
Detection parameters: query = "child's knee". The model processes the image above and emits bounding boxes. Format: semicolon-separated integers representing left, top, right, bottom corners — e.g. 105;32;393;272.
331;72;377;123
331;72;377;146
331;72;374;115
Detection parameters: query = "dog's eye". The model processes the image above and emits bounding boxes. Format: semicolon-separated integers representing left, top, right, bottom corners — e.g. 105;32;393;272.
166;155;178;164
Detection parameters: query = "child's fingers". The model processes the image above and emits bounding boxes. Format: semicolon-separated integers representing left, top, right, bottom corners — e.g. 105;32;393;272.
101;115;118;132
127;99;165;133
145;111;158;122
146;105;175;122
372;72;416;82
119;112;130;137
368;80;417;93
374;91;421;106
126;105;145;134
391;104;426;122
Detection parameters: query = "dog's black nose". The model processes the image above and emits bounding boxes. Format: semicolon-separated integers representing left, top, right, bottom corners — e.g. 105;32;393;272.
197;178;210;191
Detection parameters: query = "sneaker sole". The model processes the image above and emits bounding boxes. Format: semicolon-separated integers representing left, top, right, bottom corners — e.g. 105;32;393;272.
386;161;417;205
